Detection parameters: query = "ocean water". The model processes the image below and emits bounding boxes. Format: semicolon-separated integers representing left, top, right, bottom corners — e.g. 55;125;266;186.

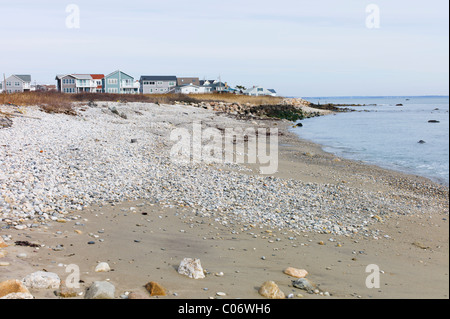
293;96;449;185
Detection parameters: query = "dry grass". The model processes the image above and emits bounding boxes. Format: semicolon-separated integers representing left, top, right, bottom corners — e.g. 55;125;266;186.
178;93;284;106
0;91;284;115
0;91;75;115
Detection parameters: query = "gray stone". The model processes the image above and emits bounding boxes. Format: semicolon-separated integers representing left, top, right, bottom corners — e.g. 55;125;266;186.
85;281;115;299
292;278;316;294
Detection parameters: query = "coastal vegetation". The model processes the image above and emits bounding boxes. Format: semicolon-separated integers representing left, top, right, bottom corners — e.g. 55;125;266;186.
1;91;309;121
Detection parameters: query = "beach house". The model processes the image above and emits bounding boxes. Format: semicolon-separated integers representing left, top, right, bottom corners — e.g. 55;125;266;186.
56;74;104;93
244;86;277;97
103;70;139;94
169;83;212;94
140;76;177;94
3;75;32;93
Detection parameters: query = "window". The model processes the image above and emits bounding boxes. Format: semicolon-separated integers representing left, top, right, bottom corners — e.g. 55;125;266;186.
257;88;263;92
169;82;175;86
6;82;11;86
157;81;163;85
108;88;118;93
108;79;118;85
15;82;20;86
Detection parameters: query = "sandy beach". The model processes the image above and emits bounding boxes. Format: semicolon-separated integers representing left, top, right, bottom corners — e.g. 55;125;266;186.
0;101;448;300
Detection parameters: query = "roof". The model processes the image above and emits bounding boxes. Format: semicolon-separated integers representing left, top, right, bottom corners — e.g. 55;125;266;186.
140;75;177;81
105;70;134;79
56;74;72;80
13;75;31;82
178;83;202;88
200;80;217;85
178;77;199;81
72;74;94;80
268;89;277;93
90;74;105;80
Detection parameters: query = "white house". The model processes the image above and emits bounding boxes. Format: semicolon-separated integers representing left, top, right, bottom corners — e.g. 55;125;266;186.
170;83;212;94
244;86;277;97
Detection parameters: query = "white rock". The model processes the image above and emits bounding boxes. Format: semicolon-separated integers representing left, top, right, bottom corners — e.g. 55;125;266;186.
178;258;205;279
22;271;61;289
95;262;111;272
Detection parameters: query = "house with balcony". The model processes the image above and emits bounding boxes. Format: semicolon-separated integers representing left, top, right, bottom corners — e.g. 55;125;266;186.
3;75;32;93
103;70;139;94
56;74;104;93
140;76;177;94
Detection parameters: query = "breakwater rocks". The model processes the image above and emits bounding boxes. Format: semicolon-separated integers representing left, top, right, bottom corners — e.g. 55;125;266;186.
174;98;325;121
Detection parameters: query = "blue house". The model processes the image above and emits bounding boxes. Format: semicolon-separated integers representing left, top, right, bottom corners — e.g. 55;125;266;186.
103;70;139;94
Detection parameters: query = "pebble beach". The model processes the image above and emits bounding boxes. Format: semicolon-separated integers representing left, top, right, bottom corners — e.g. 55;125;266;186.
0;101;448;299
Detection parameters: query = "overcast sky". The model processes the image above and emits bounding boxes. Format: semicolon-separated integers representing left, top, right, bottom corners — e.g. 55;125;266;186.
0;0;448;96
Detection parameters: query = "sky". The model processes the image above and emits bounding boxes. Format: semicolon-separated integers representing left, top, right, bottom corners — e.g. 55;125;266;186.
0;0;448;97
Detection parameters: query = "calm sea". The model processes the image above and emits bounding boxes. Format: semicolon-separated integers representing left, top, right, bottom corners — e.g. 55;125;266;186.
293;96;449;185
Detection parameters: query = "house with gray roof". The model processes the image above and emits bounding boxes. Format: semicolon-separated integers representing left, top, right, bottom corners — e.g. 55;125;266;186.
103;70;139;94
4;75;32;93
169;83;213;94
140;76;177;94
244;86;277;97
202;81;228;93
56;74;104;93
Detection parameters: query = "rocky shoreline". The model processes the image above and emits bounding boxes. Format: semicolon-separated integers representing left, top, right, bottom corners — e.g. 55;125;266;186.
2;101;444;236
1;101;448;299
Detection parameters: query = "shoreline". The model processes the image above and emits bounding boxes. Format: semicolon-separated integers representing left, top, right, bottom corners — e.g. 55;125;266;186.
288;123;449;188
1;102;448;299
